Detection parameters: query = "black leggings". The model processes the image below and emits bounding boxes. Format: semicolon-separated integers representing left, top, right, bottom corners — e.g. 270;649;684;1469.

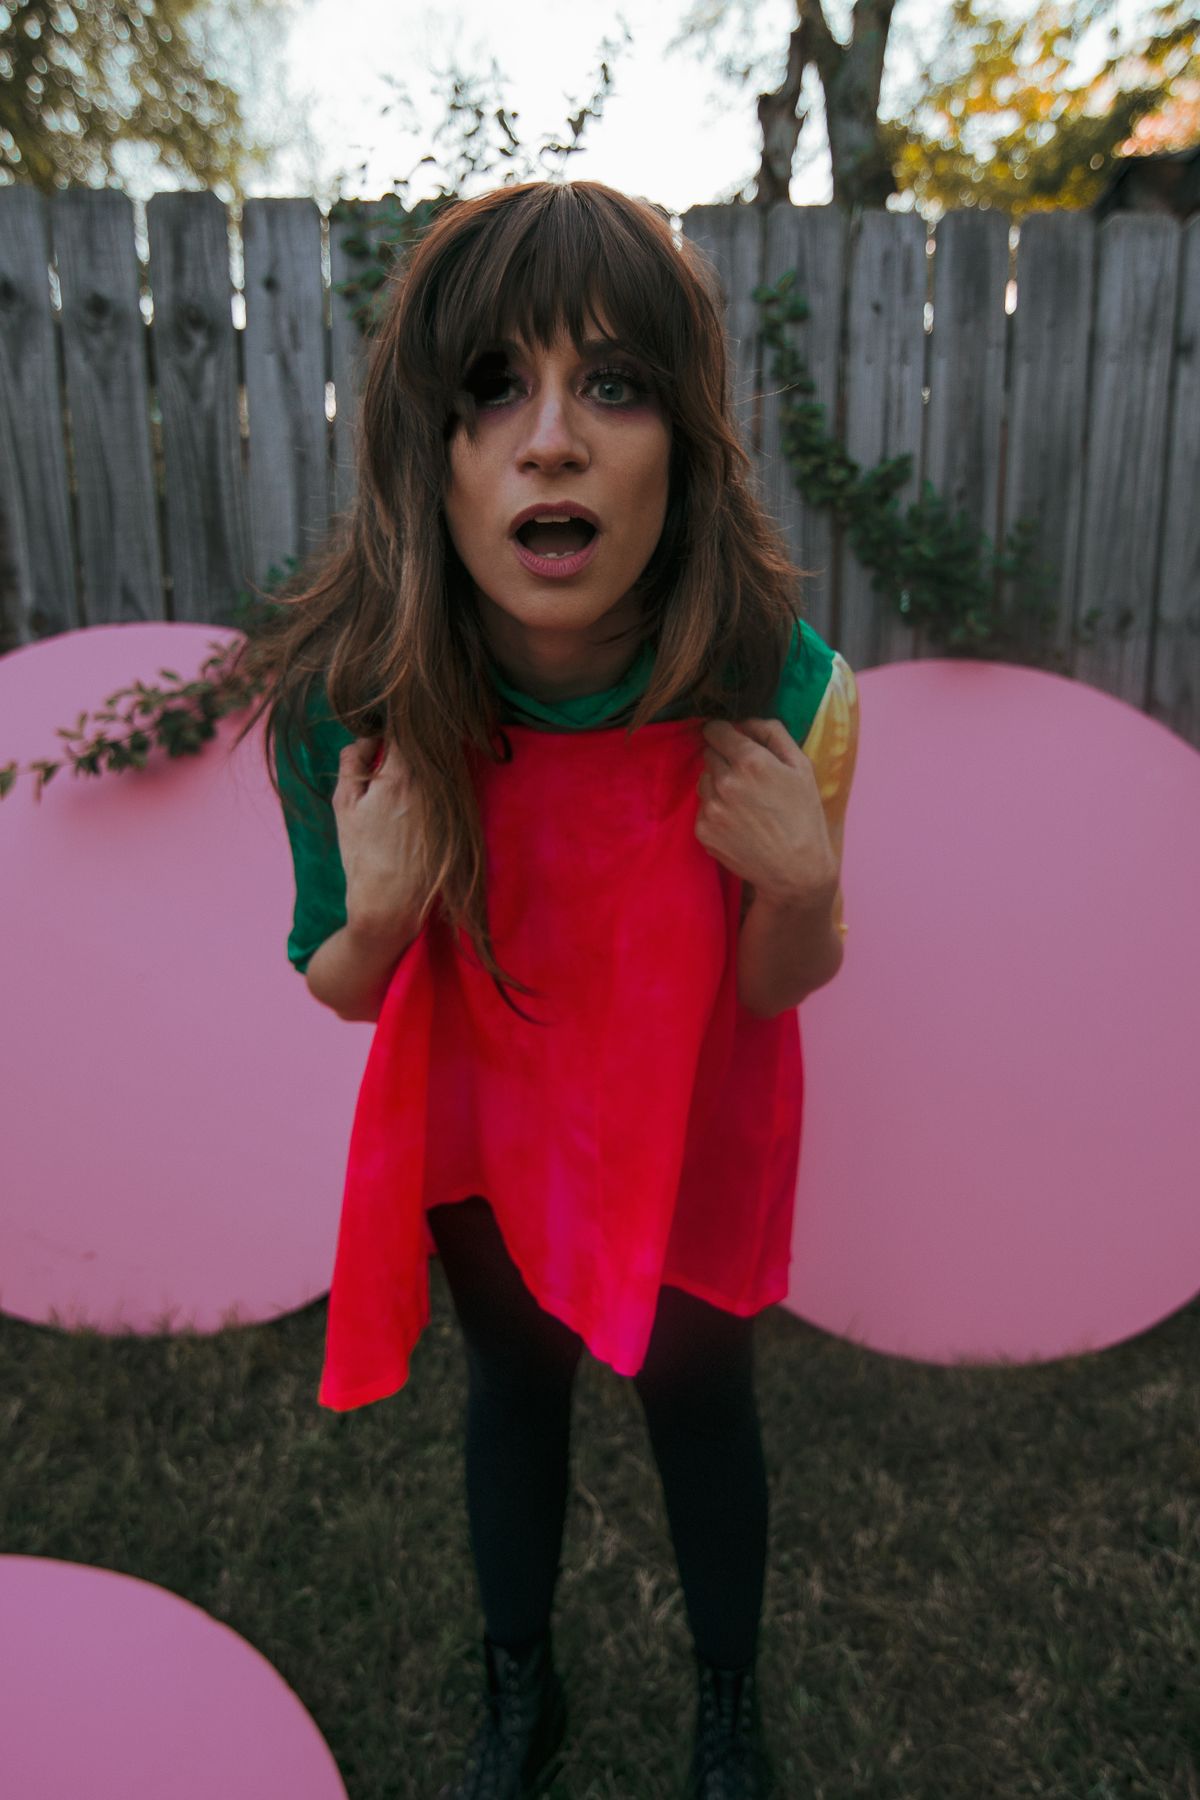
426;1195;769;1670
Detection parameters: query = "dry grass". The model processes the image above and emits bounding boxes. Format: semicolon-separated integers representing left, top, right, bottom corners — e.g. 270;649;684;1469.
2;1266;1198;1799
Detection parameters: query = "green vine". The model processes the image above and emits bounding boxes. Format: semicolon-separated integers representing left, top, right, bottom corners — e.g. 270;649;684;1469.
753;267;1062;664
0;573;291;802
327;194;453;340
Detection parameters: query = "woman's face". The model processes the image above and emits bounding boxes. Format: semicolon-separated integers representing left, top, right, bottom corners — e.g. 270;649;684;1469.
443;310;672;698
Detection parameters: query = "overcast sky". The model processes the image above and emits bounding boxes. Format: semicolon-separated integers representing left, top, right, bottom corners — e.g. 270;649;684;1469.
262;0;1134;215
234;0;995;216
137;0;1130;218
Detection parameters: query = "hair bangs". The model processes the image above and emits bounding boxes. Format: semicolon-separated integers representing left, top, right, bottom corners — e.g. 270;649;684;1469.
428;184;686;428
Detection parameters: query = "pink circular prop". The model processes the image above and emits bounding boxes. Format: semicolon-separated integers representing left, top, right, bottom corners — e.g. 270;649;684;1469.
787;659;1200;1365
0;624;371;1335
0;1555;348;1797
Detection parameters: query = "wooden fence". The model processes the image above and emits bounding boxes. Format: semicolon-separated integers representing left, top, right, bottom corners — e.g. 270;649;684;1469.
0;188;1197;748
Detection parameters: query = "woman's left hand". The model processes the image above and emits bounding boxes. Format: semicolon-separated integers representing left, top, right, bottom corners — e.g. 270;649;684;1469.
695;718;840;908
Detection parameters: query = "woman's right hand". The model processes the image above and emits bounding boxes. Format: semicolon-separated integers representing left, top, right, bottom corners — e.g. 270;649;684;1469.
332;735;429;938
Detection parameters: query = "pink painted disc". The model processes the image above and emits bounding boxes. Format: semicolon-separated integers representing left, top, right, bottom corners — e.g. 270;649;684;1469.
786;659;1200;1364
0;624;371;1335
0;1556;348;1798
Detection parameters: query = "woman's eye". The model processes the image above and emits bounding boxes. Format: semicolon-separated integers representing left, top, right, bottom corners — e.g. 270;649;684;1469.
464;357;648;411
587;364;647;406
464;358;518;408
461;352;516;408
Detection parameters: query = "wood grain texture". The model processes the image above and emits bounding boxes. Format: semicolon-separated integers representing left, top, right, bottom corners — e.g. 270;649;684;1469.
759;202;847;646
1073;213;1181;710
241;198;330;596
52;187;161;627
924;209;1010;611
0;186;78;644
329;198;394;522
1149;216;1200;749
840;206;927;675
146;191;249;623
1000;211;1093;674
681;203;765;463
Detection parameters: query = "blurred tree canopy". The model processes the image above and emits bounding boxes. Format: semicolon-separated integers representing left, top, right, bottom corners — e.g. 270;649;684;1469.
0;0;299;195
669;0;1200;215
888;0;1200;215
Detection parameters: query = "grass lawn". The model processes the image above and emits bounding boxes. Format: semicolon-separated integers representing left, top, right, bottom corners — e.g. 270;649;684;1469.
2;1265;1198;1799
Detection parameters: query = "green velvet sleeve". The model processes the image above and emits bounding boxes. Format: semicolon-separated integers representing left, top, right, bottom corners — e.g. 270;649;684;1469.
770;616;837;745
274;690;356;975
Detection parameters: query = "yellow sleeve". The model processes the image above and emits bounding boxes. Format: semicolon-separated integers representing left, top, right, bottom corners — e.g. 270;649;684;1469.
799;652;860;940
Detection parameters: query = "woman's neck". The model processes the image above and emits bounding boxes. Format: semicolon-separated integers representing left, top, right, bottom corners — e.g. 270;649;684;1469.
481;616;649;704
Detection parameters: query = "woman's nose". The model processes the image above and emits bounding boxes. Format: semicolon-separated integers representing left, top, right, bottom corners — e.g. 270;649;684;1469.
517;386;589;470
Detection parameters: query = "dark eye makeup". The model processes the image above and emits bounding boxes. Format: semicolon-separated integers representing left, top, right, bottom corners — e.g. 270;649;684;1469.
461;347;651;411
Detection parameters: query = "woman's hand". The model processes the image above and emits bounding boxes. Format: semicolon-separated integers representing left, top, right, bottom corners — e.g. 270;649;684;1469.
332;735;429;935
696;718;839;908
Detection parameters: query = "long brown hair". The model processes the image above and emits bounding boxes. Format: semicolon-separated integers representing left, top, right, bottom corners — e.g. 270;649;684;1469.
231;178;806;1017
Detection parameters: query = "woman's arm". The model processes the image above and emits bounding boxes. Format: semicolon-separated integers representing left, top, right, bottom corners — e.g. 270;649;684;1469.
305;912;424;1022
736;651;859;1016
285;725;431;1022
737;881;844;1017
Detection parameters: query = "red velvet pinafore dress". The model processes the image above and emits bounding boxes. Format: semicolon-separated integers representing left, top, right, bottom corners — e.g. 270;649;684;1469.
317;715;804;1411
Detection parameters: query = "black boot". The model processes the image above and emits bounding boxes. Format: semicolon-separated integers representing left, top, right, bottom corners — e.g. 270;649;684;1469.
682;1651;774;1799
436;1630;567;1800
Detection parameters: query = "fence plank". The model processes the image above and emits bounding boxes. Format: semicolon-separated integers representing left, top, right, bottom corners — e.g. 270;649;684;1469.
241;197;329;596
0;185;78;644
1072;214;1181;710
1148;214;1200;748
924;207;1010;634
146;191;249;623
1000;212;1094;673
51;188;162;626
329;198;400;522
840;207;927;674
759;202;847;645
681;204;764;464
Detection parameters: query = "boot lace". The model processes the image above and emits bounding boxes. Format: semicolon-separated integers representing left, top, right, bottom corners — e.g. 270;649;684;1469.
453;1647;545;1800
694;1666;762;1797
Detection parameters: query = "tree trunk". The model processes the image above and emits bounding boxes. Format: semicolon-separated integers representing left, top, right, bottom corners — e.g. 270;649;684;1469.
753;0;899;209
825;0;898;207
755;18;812;205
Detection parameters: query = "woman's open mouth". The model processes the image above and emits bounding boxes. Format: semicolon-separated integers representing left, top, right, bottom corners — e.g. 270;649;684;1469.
511;517;600;580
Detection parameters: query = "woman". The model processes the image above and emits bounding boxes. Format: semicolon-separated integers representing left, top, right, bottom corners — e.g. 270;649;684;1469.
234;178;859;1800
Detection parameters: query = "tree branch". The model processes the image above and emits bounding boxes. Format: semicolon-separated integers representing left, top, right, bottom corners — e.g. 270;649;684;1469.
754;12;815;205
